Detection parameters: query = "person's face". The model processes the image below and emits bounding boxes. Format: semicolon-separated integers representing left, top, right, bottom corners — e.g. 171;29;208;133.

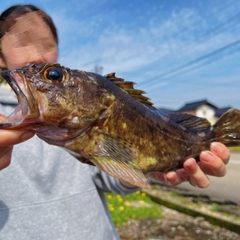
0;12;58;70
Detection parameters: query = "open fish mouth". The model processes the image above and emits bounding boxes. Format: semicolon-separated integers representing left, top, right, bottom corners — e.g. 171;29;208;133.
0;69;40;129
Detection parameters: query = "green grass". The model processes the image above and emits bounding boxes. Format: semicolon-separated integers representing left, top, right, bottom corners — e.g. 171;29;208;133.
105;191;163;227
229;146;240;152
170;191;180;197
211;203;219;212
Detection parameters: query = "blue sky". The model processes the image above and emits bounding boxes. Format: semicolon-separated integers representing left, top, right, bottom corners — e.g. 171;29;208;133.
1;0;240;110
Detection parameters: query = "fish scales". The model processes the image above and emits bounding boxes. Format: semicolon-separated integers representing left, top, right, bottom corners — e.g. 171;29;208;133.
1;63;240;188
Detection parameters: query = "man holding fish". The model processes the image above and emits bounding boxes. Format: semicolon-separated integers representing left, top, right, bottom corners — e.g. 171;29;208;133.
0;4;230;240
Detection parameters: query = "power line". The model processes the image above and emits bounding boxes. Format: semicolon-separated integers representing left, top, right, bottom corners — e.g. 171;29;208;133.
137;9;240;87
121;0;240;71
81;0;238;69
138;39;240;89
151;12;240;67
147;47;240;90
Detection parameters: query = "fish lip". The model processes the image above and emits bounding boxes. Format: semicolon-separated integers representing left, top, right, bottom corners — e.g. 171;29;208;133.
1;69;40;128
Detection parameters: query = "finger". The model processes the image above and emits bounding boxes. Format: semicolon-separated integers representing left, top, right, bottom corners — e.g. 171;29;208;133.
164;170;188;186
146;172;167;183
183;158;210;188
0;146;12;170
210;142;230;165
199;150;227;177
0;130;34;146
146;171;184;185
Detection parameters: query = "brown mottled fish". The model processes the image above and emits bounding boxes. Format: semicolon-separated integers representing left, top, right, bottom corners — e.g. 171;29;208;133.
1;63;240;188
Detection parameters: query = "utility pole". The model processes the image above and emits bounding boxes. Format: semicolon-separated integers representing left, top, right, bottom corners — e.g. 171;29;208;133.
93;64;103;75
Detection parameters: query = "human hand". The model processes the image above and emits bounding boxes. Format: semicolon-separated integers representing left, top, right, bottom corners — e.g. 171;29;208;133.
0;114;34;170
146;142;230;188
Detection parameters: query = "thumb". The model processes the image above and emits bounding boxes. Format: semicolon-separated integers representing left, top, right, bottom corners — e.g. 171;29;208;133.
0;114;35;145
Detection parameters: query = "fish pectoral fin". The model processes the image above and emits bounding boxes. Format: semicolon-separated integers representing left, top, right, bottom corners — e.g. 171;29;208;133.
91;157;148;189
91;134;148;189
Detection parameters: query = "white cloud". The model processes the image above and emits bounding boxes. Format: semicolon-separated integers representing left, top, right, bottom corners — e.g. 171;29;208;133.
54;4;239;77
1;0;240;111
47;1;240;109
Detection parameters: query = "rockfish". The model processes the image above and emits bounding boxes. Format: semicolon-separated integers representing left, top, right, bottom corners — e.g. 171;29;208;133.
1;63;240;188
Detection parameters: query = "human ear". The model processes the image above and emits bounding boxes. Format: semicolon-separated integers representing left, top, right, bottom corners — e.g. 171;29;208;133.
0;54;7;68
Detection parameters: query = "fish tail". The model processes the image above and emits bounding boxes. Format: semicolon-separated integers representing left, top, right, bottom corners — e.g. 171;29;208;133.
212;109;240;146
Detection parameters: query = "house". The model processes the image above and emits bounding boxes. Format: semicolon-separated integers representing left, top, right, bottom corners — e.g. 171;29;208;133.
177;99;231;124
215;107;232;118
157;107;175;114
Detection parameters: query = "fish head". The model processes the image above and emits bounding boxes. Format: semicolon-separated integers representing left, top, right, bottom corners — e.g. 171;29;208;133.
0;63;115;141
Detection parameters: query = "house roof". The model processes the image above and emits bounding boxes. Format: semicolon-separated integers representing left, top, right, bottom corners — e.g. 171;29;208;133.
157;107;175;114
178;99;218;111
215;107;232;117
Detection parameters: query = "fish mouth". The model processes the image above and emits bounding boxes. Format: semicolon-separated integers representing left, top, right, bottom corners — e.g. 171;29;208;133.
0;69;40;129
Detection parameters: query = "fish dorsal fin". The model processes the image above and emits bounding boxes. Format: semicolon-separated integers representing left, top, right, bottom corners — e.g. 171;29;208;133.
105;72;153;107
166;112;211;132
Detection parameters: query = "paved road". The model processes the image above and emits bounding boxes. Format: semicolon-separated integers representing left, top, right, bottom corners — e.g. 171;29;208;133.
178;152;240;204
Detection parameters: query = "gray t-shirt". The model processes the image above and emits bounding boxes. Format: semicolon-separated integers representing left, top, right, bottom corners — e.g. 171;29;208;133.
0;89;138;240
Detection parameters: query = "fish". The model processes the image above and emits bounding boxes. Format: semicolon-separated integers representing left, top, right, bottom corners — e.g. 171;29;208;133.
1;63;240;188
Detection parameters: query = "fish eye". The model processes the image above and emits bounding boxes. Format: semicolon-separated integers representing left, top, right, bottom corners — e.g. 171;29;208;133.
44;67;64;81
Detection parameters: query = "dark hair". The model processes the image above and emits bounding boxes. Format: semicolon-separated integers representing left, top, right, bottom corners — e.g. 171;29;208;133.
0;4;58;47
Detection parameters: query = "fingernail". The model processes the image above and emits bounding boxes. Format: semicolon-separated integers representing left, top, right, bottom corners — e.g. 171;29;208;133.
189;179;197;188
163;174;172;185
200;151;214;162
210;142;223;154
20;132;34;142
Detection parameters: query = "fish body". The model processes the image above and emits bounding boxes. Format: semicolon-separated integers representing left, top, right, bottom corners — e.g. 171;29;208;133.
1;63;240;188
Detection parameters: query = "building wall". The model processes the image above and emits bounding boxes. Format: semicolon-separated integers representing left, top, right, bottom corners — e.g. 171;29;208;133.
179;105;217;124
181;110;196;115
196;105;217;124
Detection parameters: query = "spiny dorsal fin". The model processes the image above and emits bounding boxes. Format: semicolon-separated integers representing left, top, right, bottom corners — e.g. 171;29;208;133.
166;112;211;133
105;72;153;107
